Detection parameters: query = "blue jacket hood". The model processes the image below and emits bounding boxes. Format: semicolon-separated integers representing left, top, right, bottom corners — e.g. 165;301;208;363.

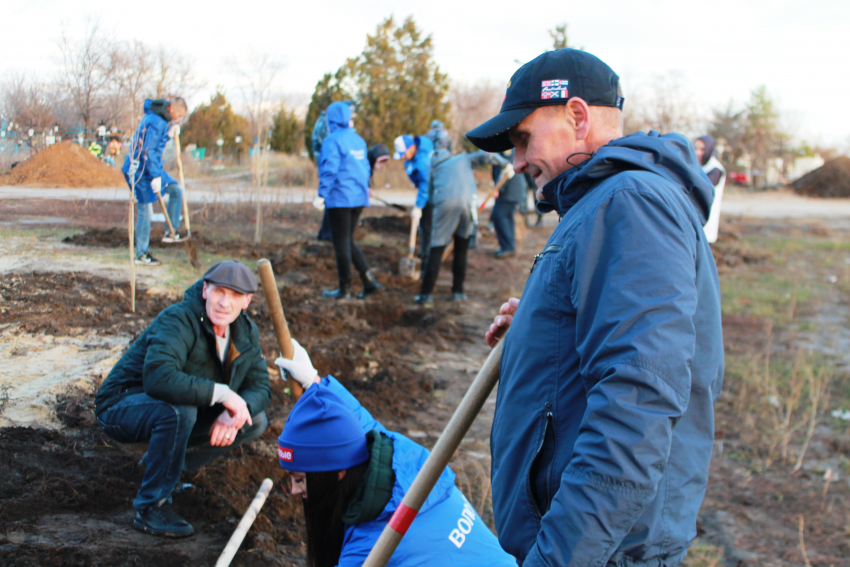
540;131;714;225
328;102;352;133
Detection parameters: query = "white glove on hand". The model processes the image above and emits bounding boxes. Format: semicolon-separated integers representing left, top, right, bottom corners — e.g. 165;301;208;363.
502;163;515;180
312;196;325;211
151;177;162;194
411;206;423;222
275;339;319;389
169;124;181;139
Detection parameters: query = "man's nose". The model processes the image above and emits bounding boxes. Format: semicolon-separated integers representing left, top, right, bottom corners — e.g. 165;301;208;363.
513;149;528;174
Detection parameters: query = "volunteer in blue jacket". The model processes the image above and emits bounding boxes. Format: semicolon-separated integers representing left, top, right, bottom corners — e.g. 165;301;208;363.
274;340;515;567
393;133;434;273
318;101;382;300
468;49;724;566
123;97;188;266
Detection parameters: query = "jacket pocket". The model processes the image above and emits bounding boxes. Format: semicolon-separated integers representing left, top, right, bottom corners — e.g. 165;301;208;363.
526;412;556;519
529;244;563;274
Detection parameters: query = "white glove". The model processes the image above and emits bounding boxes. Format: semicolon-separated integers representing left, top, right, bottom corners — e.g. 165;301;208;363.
275;339;319;388
411;206;423;222
312;196;325;210
502;163;515;180
169;124;181;139
151;177;162;194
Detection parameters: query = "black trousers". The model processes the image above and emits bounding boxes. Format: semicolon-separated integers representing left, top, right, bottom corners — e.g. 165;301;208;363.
419;202;434;262
420;236;470;296
327;207;369;289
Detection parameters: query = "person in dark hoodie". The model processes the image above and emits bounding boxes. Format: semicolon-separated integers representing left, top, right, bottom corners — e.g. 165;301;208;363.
318;101;382;300
468;49;724;567
694;135;726;243
94;261;270;538
123;97;188;265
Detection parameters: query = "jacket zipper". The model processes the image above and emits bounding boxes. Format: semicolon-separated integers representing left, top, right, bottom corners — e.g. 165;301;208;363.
529;244;562;274
527;411;553;520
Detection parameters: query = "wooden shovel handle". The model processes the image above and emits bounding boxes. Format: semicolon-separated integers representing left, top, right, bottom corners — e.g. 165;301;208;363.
174;132;191;235
257;259;302;400
156;192;176;235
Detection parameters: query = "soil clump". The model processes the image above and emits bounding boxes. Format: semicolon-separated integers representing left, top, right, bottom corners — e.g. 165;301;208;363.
792;156;850;198
0;140;126;188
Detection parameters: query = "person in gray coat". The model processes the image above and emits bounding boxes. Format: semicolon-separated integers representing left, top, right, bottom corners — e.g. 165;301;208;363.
490;149;530;258
414;134;507;306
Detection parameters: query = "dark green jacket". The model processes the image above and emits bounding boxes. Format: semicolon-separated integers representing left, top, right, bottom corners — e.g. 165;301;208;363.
95;280;271;417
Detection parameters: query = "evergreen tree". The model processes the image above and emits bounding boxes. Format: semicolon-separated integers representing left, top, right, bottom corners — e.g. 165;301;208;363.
270;105;304;155
181;91;251;158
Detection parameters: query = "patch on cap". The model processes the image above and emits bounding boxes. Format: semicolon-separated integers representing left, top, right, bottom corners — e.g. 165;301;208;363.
278;446;293;462
541;79;569;100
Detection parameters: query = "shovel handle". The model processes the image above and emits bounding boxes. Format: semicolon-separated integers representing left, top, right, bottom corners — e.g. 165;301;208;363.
156;192;176;235
257;259;302;401
408;214;420;256
175;132;191;236
362;337;505;567
478;169;512;211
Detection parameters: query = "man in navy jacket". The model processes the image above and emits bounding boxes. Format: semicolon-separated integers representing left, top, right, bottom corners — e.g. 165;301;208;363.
123;97;188;265
468;49;724;567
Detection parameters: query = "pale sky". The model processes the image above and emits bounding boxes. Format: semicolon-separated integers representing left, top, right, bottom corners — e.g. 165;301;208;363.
4;0;849;146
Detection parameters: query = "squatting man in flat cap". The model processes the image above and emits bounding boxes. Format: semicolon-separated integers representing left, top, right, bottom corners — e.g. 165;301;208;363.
471;48;724;566
95;260;270;537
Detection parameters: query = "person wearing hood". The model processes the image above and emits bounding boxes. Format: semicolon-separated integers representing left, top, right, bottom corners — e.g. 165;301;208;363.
122;97;188;265
695;135;726;243
94;260;271;538
415;130;508;307
394;133;435;274
318;101;382;300
274;339;515;567
468;49;724;567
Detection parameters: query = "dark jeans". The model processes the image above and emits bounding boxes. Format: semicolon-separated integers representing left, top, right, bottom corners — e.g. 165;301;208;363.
97;393;267;511
317;209;333;241
491;199;518;252
420;236;470;296
327;206;370;289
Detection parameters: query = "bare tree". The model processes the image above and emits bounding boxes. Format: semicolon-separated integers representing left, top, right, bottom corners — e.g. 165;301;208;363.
57;18;120;131
151;46;198;100
1;72;57;130
637;71;699;136
114;40;154;126
450;79;504;151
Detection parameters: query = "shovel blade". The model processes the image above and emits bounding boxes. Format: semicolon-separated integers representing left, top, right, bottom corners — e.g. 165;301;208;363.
398;256;420;280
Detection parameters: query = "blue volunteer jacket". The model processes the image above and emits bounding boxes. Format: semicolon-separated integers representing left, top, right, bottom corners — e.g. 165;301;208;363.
319;377;515;567
122;99;177;204
492;131;724;567
318;102;370;209
405;136;433;209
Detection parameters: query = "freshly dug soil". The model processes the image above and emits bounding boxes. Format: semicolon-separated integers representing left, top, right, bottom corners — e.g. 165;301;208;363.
792;156;850;198
0;140;126;188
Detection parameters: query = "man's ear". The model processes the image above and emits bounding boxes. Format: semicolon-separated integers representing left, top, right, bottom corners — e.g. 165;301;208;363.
566;98;591;141
202;282;209;300
242;293;253;310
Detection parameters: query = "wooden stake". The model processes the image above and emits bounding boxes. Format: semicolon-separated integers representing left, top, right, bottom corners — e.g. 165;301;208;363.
174;132;191;237
129;197;135;313
215;478;273;567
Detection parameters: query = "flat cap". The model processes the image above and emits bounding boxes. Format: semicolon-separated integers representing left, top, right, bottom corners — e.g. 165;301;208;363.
203;260;257;295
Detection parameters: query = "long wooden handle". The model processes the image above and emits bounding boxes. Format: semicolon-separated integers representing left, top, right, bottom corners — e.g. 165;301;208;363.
408;214;420;258
215;478;273;567
478;170;512;211
156;192;176;235
175;132;191;236
362;338;505;567
256;259;302;400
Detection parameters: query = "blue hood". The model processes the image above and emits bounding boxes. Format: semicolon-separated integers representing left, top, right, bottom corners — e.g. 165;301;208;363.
327;101;351;133
540;131;714;224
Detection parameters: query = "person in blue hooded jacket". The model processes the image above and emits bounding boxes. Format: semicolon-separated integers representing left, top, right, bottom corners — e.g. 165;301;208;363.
318;102;382;300
467;49;724;566
274;339;515;567
122;97;188;265
393;134;434;273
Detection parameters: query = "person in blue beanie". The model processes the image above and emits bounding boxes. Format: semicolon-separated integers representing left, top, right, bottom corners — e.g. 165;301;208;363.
393;133;434;274
318;101;382;300
123;97;188;266
274;340;515;567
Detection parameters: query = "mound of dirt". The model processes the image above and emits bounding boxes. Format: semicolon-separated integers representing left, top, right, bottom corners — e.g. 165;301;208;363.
0;140;126;188
792;156;850;198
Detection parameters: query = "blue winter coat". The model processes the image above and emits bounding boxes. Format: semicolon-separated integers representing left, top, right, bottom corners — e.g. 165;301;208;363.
318;102;370;209
320;376;515;567
405;136;433;209
122;99;177;204
492;131;724;567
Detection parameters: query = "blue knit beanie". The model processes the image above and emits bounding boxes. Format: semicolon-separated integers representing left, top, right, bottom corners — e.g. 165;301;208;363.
277;384;369;472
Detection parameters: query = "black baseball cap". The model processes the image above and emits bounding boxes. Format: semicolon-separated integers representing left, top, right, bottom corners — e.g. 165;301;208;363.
466;49;623;153
203;260;258;295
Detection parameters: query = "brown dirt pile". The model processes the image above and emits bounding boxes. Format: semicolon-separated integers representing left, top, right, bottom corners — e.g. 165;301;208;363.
0;140;126;188
792;156;850;198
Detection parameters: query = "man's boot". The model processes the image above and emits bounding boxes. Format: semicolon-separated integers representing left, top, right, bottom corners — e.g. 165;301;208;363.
358;270;383;299
323;285;351;300
133;501;194;538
